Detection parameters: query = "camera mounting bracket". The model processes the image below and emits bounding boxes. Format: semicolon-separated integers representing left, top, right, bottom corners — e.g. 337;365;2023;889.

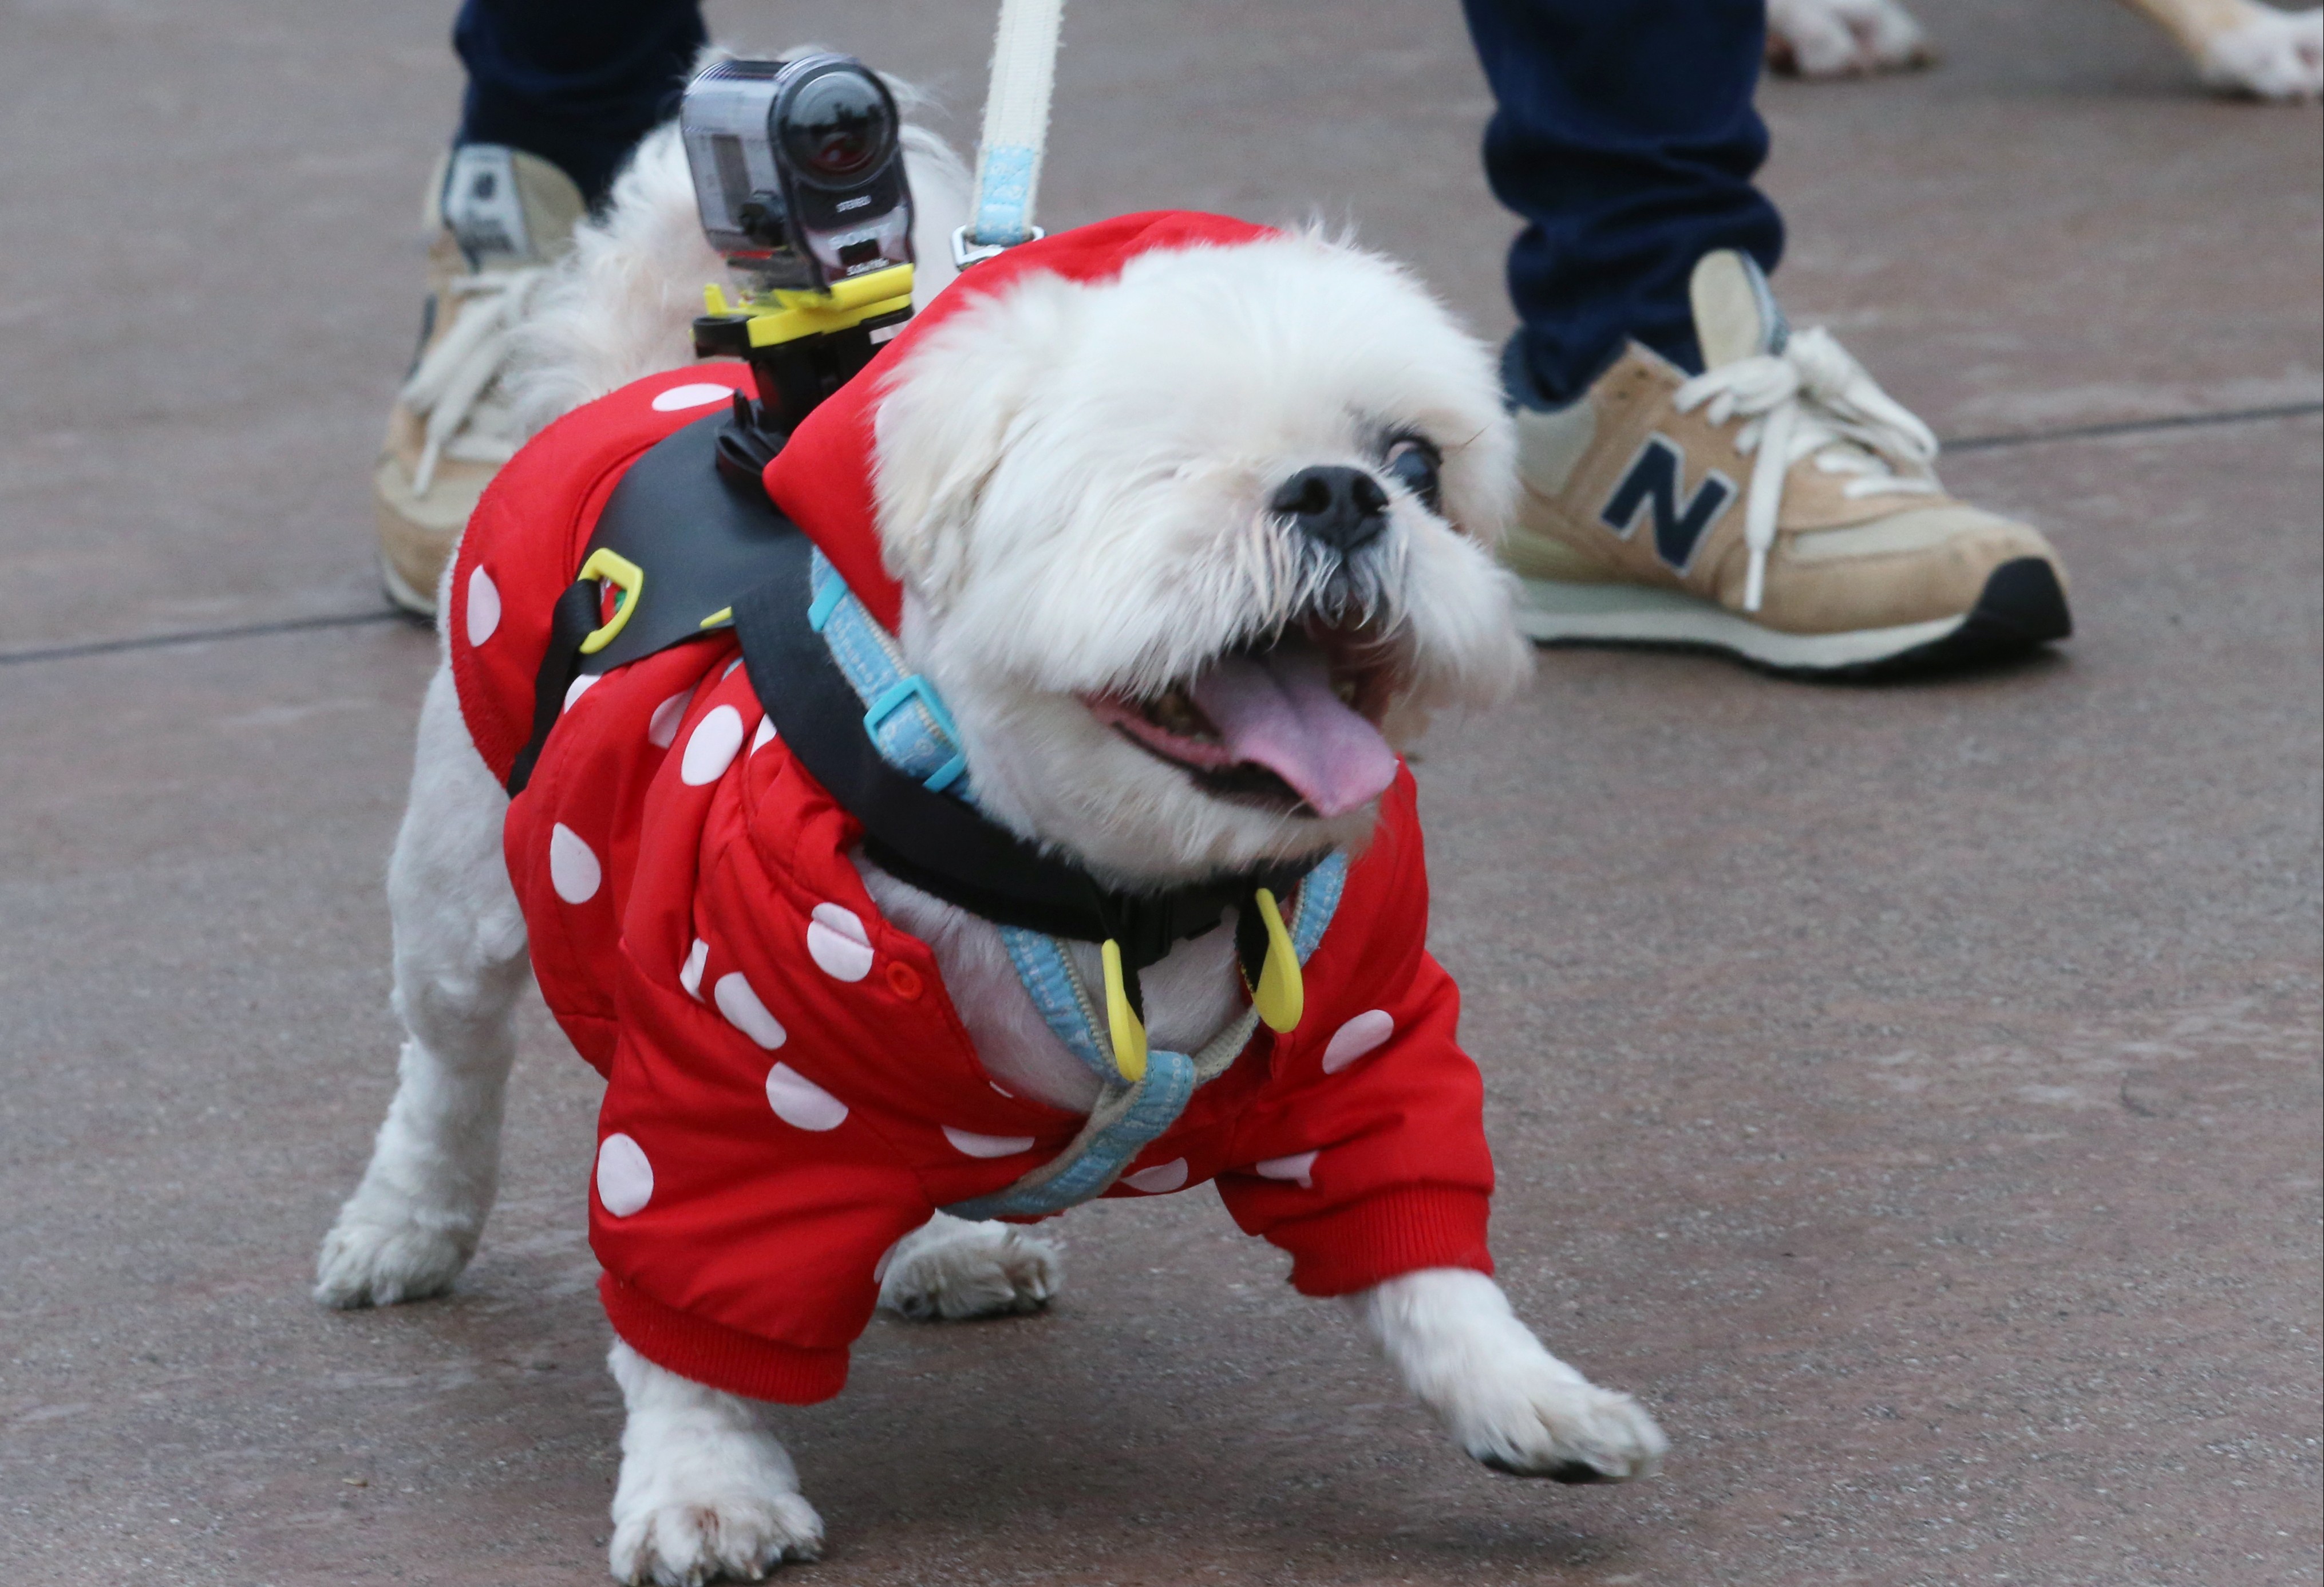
706;263;916;349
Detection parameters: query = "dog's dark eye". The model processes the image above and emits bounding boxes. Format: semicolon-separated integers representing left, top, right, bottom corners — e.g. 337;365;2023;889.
1382;435;1443;514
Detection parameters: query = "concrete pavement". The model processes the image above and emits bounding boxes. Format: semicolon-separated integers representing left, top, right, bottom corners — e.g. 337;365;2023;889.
2;0;2318;1582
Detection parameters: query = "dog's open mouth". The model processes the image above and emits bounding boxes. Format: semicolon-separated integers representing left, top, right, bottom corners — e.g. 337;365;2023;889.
1084;620;1402;818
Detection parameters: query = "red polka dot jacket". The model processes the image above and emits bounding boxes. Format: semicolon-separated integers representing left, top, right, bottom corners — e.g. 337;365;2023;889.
448;214;1496;1404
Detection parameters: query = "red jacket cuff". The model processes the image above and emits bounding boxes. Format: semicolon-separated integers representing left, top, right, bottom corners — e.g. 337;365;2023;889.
600;1274;851;1404
1265;1186;1493;1297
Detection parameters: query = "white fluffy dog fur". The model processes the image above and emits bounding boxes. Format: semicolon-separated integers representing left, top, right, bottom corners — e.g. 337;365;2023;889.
1769;0;2321;98
317;112;1665;1585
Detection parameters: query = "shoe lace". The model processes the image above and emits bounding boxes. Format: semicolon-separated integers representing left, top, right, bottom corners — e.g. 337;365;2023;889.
400;266;550;498
1671;326;1941;612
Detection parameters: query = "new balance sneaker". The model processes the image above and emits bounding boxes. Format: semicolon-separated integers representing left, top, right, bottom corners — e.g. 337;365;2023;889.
374;144;586;617
1501;251;2070;677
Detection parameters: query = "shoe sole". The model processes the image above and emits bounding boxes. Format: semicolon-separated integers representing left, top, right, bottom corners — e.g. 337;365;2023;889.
1515;557;2072;680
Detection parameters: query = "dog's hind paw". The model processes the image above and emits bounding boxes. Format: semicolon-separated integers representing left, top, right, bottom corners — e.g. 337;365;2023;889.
313;1202;476;1309
1455;1365;1669;1485
877;1214;1061;1321
2200;7;2323;101
610;1480;823;1585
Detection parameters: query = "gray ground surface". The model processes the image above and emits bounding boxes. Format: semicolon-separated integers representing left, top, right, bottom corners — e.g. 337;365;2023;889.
3;1;2318;1582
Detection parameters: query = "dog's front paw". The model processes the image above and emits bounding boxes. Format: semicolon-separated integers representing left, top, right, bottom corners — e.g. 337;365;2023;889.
610;1480;823;1585
610;1343;823;1584
1450;1361;1669;1484
878;1215;1061;1321
313;1200;476;1309
2200;7;2323;101
1352;1270;1667;1485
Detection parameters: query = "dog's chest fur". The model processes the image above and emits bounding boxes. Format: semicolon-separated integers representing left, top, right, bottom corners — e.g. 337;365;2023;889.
853;856;1244;1114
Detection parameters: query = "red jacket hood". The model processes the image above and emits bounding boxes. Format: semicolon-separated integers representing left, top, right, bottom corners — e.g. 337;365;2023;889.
760;210;1276;633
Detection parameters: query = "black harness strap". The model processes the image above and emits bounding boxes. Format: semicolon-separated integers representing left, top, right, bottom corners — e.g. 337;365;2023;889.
580;408;799;677
507;578;606;796
730;543;1314;972
507;413;1315;982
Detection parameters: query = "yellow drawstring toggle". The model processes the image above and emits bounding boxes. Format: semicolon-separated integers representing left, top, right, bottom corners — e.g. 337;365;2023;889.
1251;887;1303;1033
1100;939;1148;1084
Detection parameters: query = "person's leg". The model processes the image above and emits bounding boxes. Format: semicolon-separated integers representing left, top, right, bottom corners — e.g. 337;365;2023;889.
1465;1;2072;674
376;0;705;616
1460;0;1784;405
453;0;707;207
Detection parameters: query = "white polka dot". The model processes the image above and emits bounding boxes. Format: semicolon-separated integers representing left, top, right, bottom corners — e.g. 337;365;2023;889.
681;704;746;785
465;566;501;646
750;715;778;755
678;938;708;1000
1254;1151;1318;1189
563;673;598;712
714;972;788;1049
765;1062;848;1131
1322;1009;1396;1073
647;686;696;749
807;903;875;981
595;1133;653;1217
651;381;739;412
1123;1158;1189;1194
548;823;600;903
943;1126;1035;1159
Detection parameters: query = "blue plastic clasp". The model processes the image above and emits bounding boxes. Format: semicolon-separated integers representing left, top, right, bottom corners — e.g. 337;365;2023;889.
863;674;969;793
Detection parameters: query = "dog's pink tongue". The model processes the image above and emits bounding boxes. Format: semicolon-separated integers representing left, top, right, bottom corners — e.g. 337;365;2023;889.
1189;644;1398;818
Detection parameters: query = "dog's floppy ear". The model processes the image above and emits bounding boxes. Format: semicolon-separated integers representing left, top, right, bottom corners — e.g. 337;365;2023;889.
872;273;1086;610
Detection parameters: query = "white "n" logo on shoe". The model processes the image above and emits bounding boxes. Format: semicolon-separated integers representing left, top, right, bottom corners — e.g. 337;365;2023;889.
1599;435;1736;574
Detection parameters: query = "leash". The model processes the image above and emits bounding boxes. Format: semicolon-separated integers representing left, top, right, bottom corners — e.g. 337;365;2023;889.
956;0;1065;265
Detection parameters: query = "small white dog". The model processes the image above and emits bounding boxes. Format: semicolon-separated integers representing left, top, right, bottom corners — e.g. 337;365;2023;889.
317;115;1665;1585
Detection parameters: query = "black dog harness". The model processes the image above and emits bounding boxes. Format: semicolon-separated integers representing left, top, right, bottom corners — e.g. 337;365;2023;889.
505;410;1318;1028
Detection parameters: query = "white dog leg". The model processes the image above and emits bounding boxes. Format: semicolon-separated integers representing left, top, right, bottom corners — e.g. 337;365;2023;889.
608;1341;824;1584
1346;1268;1667;1483
875;1211;1063;1321
1766;0;1935;77
315;664;531;1308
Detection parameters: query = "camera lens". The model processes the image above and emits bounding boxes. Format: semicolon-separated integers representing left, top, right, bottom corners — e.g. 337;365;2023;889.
777;68;893;182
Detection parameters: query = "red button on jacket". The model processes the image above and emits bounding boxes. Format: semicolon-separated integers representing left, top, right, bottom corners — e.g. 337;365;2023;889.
448;214;1496;1404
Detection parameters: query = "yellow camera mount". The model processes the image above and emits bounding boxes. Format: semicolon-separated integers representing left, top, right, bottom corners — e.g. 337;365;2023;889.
705;263;916;350
695;263;916;437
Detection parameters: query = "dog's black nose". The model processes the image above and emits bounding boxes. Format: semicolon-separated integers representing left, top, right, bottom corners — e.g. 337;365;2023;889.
1271;466;1390;555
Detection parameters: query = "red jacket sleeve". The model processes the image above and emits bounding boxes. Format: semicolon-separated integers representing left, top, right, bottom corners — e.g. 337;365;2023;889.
1213;773;1494;1296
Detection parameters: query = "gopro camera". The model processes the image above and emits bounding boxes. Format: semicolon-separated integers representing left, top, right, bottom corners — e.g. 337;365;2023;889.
681;55;914;293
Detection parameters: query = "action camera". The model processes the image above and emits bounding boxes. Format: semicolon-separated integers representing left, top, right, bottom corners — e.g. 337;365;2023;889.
681;54;914;293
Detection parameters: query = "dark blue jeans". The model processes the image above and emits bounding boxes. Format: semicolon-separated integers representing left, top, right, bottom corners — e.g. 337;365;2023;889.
453;0;705;209
455;0;1781;401
1461;0;1784;405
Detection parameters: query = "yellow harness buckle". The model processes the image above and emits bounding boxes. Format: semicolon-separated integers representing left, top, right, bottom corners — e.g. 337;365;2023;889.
575;547;646;655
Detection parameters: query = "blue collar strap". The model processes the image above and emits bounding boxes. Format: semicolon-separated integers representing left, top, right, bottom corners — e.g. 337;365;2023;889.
807;551;970;795
948;854;1346;1221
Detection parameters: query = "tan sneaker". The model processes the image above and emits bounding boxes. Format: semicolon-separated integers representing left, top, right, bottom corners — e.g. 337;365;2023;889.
374;145;585;616
1502;251;2070;677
